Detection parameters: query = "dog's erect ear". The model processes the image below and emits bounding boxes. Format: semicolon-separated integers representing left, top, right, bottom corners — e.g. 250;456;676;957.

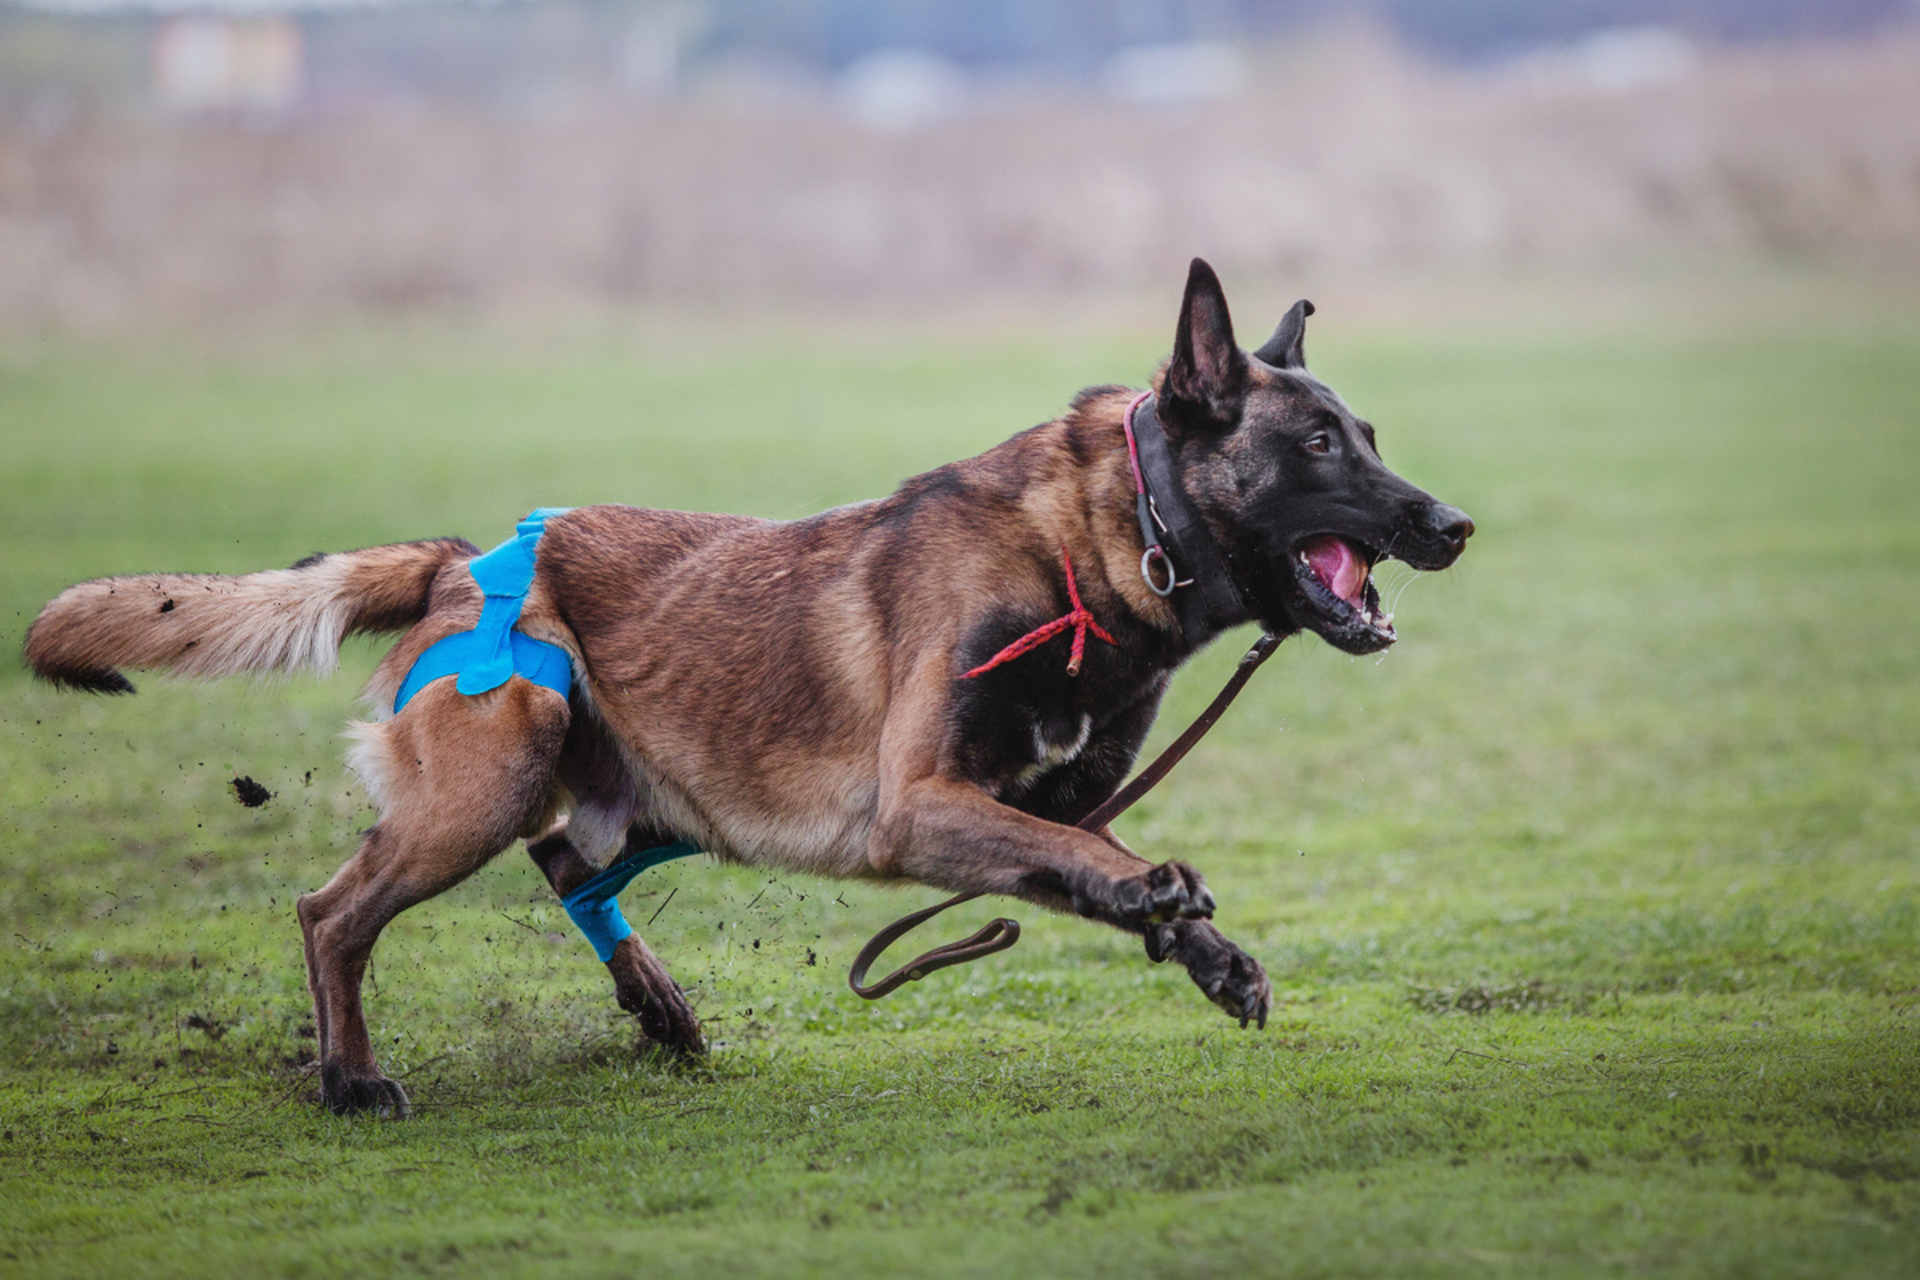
1162;258;1248;430
1252;299;1315;370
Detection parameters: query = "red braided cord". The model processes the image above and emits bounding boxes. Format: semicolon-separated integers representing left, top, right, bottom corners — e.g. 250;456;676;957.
961;548;1116;680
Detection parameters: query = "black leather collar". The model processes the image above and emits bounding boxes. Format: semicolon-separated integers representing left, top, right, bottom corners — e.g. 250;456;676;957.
1126;394;1252;644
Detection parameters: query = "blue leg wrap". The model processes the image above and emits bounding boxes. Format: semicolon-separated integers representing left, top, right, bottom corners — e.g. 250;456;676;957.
560;840;701;962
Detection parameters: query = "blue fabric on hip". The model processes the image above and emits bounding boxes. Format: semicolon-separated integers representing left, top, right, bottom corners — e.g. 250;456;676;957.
391;508;703;962
562;840;703;962
393;508;574;713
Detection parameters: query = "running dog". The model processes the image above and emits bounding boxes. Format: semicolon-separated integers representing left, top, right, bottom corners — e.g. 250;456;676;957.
25;260;1472;1115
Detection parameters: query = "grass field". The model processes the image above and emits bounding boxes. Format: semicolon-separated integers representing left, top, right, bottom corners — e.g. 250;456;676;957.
2;279;1918;1278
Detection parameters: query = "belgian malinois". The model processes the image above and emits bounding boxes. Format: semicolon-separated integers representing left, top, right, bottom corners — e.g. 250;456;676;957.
26;260;1471;1116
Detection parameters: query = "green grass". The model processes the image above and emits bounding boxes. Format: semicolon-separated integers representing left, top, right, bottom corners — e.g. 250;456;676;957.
2;288;1918;1278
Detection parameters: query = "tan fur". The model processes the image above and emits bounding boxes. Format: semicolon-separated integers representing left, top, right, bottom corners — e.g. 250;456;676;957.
24;538;476;692
505;395;1162;894
26;265;1476;1113
24;393;1255;1115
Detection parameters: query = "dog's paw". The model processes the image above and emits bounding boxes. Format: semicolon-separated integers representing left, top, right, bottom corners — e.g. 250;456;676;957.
1096;860;1215;924
319;1063;412;1118
618;975;707;1056
1145;920;1271;1029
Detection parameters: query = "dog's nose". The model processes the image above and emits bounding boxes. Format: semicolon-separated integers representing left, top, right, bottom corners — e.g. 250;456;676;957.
1426;504;1474;557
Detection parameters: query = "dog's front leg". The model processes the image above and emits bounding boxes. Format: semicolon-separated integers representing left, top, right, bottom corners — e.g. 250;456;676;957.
876;775;1217;926
866;666;1270;1025
527;827;704;1055
875;782;1269;1025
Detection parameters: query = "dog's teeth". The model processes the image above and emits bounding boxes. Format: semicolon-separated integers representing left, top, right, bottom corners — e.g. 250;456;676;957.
1381;612;1394;625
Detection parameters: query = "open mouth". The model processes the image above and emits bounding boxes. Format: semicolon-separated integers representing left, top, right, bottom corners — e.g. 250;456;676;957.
1292;534;1395;649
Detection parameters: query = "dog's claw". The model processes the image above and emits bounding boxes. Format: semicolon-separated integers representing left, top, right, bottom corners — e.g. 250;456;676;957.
319;1064;412;1118
1108;860;1214;925
619;977;706;1056
1145;920;1271;1028
610;936;707;1056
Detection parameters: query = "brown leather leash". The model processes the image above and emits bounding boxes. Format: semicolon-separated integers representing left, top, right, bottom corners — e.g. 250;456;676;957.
848;631;1282;999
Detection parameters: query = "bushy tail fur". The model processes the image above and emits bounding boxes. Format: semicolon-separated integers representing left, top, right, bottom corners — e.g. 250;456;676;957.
24;538;479;694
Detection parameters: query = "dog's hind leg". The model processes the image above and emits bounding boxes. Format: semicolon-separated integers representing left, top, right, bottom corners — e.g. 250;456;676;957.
301;681;568;1116
526;827;705;1056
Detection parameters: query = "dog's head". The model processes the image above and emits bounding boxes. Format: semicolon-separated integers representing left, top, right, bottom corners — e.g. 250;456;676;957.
1155;258;1472;655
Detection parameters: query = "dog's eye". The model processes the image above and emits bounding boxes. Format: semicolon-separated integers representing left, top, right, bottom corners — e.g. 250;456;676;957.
1305;433;1334;455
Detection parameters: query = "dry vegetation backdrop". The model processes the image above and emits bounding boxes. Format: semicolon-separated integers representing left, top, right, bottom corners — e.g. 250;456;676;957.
2;27;1917;330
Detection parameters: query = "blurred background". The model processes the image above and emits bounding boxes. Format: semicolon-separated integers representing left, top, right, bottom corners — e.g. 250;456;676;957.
3;15;1919;1250
1;0;1916;330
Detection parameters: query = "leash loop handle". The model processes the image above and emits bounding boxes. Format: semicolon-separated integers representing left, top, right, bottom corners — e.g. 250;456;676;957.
847;892;1021;1000
848;630;1283;1001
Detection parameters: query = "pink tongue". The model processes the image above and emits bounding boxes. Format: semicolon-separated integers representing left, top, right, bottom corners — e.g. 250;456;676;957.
1304;536;1366;604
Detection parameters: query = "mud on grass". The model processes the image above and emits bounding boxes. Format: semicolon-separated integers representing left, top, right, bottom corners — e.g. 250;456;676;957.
3;283;1919;1277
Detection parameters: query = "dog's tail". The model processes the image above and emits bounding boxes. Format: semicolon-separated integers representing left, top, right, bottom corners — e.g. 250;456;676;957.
24;537;480;694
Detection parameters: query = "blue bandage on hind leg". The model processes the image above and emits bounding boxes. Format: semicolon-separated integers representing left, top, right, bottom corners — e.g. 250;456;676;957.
560;839;702;962
564;892;632;964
